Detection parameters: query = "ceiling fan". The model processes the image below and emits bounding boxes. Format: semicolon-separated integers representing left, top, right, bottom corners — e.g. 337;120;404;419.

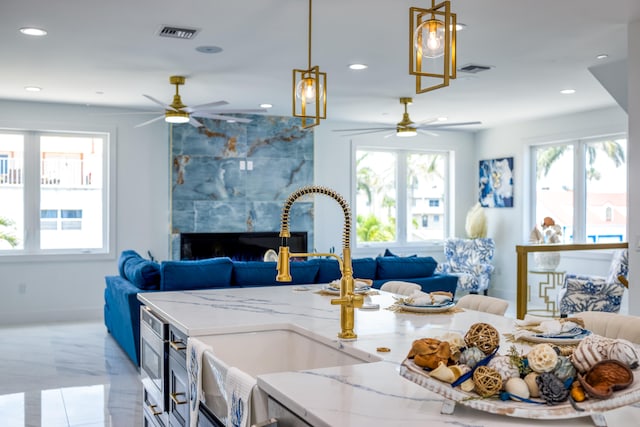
333;97;481;138
135;75;267;128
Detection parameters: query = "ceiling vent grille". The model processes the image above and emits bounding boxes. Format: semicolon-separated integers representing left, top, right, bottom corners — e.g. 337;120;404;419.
158;26;200;40
458;64;492;74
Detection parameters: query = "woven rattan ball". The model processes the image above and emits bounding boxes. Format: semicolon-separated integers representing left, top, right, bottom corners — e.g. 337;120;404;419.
473;366;503;397
464;323;500;354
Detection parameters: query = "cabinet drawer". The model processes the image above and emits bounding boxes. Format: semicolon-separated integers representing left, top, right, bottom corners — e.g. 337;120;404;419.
168;353;190;427
169;325;188;366
143;385;168;427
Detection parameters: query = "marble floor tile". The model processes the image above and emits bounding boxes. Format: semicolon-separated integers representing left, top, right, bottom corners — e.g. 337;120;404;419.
0;321;142;427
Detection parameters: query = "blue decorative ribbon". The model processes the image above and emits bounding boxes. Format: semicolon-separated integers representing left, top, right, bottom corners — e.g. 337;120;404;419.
449;346;499;388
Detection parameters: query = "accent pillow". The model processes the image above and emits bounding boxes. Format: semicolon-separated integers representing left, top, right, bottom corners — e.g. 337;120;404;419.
311;257;377;283
160;257;234;291
118;250;161;290
375;256;438;280
233;261;319;286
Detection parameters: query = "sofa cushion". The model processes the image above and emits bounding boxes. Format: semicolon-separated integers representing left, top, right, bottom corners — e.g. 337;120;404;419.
375;256;438;280
233;261;319;286
312;257;377;283
118;250;160;290
160;257;234;291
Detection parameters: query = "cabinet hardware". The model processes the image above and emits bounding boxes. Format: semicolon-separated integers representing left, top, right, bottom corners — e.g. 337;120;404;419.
170;340;187;351
148;404;163;416
171;392;188;405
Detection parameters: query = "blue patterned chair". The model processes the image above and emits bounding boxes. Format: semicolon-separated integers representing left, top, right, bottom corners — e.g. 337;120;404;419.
436;237;495;294
558;249;628;317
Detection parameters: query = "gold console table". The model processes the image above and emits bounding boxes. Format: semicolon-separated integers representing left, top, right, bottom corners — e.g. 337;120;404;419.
515;242;628;319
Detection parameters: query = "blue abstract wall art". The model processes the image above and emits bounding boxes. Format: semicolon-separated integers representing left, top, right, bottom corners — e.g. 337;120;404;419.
479;157;514;208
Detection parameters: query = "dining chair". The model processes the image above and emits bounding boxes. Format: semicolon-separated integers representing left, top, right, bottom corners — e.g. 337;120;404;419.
380;281;422;296
456;294;509;316
574;311;640;343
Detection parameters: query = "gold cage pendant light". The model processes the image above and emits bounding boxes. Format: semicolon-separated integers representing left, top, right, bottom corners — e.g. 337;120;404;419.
409;0;457;94
292;0;327;129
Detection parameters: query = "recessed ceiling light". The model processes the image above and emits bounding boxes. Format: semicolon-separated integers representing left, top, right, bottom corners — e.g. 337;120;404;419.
560;89;576;95
596;53;609;60
19;27;47;36
226;119;237;123
349;64;368;70
259;103;273;109
437;116;448;122
452;23;466;31
24;86;41;92
195;45;223;54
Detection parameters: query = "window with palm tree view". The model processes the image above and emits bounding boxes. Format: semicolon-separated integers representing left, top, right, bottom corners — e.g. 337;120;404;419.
533;135;627;243
355;148;448;246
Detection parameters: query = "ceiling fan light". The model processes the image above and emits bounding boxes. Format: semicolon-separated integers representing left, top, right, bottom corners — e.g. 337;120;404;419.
165;110;190;124
397;127;417;137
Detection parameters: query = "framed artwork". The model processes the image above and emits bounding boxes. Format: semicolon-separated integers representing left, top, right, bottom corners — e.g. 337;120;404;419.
479;157;514;208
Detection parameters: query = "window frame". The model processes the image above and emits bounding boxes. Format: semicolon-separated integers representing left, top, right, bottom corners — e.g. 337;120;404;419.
351;142;452;249
529;132;627;244
0;125;115;262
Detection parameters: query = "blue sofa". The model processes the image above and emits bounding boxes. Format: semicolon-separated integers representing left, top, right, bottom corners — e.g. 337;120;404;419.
104;250;458;365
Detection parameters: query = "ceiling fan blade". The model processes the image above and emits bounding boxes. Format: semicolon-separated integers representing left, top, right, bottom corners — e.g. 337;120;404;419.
189;117;203;128
417;129;439;137
334;128;397;137
418;121;482;129
134;115;165;128
143;94;175;111
415;118;439;125
198;108;267;114
183;100;229;113
193;112;253;123
333;127;394;132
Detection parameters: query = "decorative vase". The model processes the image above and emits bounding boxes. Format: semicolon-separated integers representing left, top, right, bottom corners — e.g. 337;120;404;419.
533;251;561;271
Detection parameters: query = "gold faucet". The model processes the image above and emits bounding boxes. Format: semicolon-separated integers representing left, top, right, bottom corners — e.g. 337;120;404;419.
276;186;363;340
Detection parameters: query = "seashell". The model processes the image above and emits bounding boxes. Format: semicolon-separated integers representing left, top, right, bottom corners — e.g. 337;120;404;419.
553;355;576;381
571;335;614;373
487;356;520;385
430;362;456;383
459;346;485;368
505;377;530;400
527;343;558;373
455;365;475;392
448;365;465;382
608;339;639;369
524;372;540;397
578;359;634;399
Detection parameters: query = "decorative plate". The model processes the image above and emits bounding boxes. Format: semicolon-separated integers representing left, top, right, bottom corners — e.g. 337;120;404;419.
399;357;640;420
519;327;591;345
321;286;371;296
399;301;456;313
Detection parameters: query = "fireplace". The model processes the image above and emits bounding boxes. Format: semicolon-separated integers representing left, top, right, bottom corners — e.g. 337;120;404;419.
179;232;308;261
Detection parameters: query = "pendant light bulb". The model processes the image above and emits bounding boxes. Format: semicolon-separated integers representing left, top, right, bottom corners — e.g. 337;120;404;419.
415;18;446;58
296;77;322;103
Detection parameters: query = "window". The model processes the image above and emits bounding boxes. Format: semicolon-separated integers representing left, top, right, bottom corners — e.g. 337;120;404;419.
354;147;449;247
0;130;109;254
531;135;627;243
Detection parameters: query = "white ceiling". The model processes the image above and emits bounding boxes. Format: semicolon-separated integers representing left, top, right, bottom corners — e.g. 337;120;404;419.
2;0;639;130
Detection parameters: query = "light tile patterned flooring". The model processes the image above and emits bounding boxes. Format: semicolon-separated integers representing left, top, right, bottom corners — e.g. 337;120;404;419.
0;321;142;427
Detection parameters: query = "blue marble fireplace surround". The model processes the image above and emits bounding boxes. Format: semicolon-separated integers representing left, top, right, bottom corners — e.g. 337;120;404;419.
169;114;315;259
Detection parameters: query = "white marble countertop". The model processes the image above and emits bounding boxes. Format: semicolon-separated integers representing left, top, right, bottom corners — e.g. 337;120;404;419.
138;285;640;427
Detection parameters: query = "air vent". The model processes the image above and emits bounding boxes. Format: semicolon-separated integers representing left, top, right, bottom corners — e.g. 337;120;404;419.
458;64;492;74
158;26;200;40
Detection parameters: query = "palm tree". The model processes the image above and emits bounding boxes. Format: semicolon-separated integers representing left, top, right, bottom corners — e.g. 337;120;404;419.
0;216;18;247
537;140;625;180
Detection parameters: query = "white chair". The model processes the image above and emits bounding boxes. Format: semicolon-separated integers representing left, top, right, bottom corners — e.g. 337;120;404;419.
456;294;509;316
380;281;422;296
574;311;640;343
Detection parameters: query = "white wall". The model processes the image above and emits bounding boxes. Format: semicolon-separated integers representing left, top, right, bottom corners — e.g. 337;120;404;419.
474;106;629;306
313;120;477;261
0;100;170;325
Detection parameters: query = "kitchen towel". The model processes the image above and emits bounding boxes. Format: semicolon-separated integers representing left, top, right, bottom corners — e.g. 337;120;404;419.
186;337;212;427
225;366;256;427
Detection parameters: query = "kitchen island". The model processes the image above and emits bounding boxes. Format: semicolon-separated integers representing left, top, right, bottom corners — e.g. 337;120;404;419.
138;285;639;427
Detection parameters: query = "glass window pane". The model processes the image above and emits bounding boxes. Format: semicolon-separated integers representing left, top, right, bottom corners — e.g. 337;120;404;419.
407;153;445;241
40;135;103;250
585;138;627;243
0;133;24;250
355;150;397;243
534;144;574;242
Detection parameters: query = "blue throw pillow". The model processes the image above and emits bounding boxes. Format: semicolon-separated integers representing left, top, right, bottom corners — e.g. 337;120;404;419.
160;257;234;291
310;257;376;283
375;256;438;280
118;250;160;290
233;261;319;286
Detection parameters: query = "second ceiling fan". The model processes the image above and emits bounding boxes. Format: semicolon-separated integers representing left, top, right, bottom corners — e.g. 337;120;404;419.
135;75;267;128
333;97;481;138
